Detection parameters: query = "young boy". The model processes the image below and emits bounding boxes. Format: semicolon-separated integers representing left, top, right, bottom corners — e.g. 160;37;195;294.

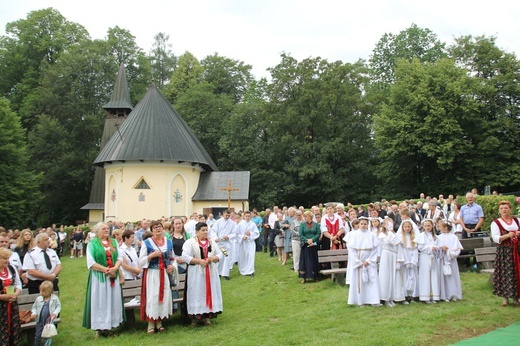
31;280;61;345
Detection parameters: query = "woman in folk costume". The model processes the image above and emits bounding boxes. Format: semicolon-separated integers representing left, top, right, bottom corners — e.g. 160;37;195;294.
437;220;463;301
490;200;520;306
0;247;22;346
416;219;441;303
378;217;406;307
138;220;176;334
398;220;419;303
321;205;346;250
347;217;381;307
181;222;224;326
83;222;125;338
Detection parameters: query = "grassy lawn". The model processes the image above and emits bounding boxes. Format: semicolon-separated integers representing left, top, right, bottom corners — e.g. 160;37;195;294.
25;252;519;346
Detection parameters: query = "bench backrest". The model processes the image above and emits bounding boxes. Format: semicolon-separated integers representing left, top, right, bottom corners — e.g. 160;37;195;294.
460;237;493;251
475;246;496;268
122;273;186;301
18;291;59;311
317;249;348;263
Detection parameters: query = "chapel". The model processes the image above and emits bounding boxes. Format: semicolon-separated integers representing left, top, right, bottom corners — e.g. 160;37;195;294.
81;63;250;222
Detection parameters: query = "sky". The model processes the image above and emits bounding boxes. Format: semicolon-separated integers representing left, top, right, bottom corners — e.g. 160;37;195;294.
1;0;520;79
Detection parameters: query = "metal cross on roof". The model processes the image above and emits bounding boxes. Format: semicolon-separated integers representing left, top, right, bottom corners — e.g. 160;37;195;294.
220;180;239;210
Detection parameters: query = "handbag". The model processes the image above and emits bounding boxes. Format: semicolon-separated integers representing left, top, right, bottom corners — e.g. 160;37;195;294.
41;317;57;338
19;310;32;324
443;263;452;276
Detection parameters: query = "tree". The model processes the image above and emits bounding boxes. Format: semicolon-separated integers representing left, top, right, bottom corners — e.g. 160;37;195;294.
263;54;376;206
163;51;204;103
448;35;520;193
373;58;481;197
0;99;40;227
0;7;90;129
173;82;234;164
218;78;281;207
369;23;447;86
105;26;150;103
201;53;253;103
149;32;177;88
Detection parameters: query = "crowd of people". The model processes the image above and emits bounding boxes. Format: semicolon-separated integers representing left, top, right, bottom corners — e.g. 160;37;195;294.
1;189;519;343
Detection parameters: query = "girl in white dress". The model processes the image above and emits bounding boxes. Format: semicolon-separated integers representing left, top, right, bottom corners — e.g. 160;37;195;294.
399;220;419;303
378;218;405;306
437;220;463;301
416;219;441;303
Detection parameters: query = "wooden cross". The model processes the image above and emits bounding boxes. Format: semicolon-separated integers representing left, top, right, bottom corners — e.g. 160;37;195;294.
220;180;239;210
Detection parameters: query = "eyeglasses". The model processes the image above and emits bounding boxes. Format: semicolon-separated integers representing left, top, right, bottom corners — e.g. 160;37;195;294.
153;226;163;230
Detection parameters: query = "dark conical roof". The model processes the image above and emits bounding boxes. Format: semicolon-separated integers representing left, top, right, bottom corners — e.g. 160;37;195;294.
94;84;218;171
103;62;133;111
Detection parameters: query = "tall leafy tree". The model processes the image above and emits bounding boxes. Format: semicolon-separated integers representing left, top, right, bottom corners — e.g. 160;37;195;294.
149;32;177;88
0;7;89;129
448;35;520;192
106;26;150;103
264;54;375;206
164;51;204;103
369;23;447;86
373;58;480;197
218;78;281;207
0;99;40;227
173;82;234;164
201;53;253;103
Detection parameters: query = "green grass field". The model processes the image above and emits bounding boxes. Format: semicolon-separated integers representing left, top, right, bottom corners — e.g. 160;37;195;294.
27;252;520;346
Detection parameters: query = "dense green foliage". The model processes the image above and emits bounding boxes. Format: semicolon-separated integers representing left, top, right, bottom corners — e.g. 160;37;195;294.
1;8;520;227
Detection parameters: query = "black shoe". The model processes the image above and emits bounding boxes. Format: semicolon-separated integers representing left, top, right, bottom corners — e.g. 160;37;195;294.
223;276;230;280
249;273;254;277
270;252;274;257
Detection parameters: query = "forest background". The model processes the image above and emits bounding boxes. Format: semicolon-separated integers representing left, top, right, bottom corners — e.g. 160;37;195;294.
1;8;520;228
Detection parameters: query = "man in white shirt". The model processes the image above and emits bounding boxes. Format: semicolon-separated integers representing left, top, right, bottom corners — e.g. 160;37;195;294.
23;233;62;293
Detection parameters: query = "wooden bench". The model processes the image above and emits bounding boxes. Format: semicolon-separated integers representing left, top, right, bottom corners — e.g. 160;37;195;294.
475;247;496;284
318;249;348;285
122;273;186;325
18;291;61;345
458;237;493;260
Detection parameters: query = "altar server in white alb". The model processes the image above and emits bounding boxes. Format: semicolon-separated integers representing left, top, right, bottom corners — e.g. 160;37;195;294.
211;210;237;280
416;219;441;303
437;220;463;301
236;211;259;276
347;217;381;307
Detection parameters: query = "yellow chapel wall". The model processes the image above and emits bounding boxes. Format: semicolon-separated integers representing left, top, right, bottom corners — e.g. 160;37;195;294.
88;210;104;224
103;162;203;222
